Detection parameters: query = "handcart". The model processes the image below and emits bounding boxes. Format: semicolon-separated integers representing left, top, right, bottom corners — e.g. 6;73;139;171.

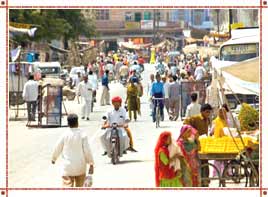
199;136;259;187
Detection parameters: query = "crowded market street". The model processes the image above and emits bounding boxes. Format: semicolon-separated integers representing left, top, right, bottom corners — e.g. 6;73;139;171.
8;9;259;189
9;63;185;188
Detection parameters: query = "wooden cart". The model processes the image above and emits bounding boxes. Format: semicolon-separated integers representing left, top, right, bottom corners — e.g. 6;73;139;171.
199;151;259;187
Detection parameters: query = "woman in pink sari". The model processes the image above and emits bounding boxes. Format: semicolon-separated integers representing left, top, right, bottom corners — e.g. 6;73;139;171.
176;125;201;187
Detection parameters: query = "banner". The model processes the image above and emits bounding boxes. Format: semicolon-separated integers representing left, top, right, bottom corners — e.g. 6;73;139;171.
141;20;153;29
124;22;140;30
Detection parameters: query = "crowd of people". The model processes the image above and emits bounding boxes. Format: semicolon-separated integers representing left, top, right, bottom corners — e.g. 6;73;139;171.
22;47;247;188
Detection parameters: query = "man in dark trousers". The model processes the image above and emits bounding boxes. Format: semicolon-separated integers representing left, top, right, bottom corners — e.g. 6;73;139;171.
22;75;39;122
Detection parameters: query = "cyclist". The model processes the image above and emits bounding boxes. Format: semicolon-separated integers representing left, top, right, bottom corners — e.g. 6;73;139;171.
150;73;165;122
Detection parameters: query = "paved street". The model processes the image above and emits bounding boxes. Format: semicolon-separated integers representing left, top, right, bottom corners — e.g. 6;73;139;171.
8;63;247;188
8;64;185;188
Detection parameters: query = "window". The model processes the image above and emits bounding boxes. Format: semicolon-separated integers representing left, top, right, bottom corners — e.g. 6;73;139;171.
96;10;109;20
134;12;142;22
144;12;152;20
125;12;133;21
220;43;259;62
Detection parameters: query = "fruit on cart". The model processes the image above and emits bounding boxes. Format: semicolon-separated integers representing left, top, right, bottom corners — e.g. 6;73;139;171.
199;136;258;154
238;103;259;131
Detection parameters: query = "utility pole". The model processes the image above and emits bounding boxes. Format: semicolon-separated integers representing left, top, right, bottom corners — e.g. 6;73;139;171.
153;9;156;44
229;9;233;39
216;9;220;33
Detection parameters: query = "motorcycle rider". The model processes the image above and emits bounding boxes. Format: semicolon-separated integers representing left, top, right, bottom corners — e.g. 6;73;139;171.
100;96;137;156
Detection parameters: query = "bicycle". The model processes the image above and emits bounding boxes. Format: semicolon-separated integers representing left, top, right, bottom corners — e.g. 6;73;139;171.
152;98;164;128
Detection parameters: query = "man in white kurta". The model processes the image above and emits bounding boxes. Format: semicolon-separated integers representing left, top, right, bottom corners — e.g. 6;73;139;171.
52;114;94;187
22;75;39;121
100;96;130;157
77;76;93;120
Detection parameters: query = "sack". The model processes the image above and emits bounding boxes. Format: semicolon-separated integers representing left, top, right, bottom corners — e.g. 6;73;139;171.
83;175;93;187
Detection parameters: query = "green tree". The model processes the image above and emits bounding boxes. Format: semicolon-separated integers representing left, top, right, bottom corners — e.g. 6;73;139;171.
9;9;96;44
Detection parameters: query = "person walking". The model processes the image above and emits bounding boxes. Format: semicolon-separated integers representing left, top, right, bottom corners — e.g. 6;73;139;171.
72;72;82;104
52;114;94;187
162;76;170;116
100;70;110;106
183;103;213;187
22;75;39;122
125;79;139;121
154;131;183;187
88;70;98;104
77;75;93;120
185;92;201;118
176;125;201;187
168;75;181;121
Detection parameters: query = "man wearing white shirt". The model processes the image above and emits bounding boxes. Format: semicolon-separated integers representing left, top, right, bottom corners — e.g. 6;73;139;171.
88;70;98;103
185;93;201;118
100;96;136;156
72;72;82;104
52;114;94;187
162;76;170;115
194;63;206;81
22;75;39;121
77;75;93;120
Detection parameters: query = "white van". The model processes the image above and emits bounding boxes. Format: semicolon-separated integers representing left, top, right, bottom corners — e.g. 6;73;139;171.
217;28;259;64
33;61;61;78
210;28;259;109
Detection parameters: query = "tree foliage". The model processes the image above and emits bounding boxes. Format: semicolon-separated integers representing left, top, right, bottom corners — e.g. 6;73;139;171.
9;9;96;43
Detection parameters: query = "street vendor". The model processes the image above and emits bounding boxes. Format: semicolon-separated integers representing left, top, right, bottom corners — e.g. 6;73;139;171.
183;103;212;187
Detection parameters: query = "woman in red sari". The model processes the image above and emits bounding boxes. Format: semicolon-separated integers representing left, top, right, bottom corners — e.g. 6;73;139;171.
155;131;183;187
176;125;201;187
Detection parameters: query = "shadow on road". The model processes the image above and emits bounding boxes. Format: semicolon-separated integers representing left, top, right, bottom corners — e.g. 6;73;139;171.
113;160;145;165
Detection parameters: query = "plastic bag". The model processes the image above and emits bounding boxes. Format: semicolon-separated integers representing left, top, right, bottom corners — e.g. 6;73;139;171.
83;175;93;187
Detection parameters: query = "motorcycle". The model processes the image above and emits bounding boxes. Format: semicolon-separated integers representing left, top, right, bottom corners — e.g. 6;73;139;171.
101;116;130;165
110;122;120;164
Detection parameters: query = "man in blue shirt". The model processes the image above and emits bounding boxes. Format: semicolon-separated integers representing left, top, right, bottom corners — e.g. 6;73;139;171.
100;70;110;106
150;73;165;122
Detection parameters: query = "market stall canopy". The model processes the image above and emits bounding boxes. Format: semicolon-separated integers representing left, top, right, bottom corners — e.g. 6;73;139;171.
151;40;172;49
9;26;37;37
221;57;259;83
183;44;218;58
118;41;152;50
185;37;197;44
220;57;259;95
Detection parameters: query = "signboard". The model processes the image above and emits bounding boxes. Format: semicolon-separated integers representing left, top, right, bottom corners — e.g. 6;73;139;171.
125;22;140;30
141;20;153;30
221;44;258;55
46;86;62;126
10;22;32;29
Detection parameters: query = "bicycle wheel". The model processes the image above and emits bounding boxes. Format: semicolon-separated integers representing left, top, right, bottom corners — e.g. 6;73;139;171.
221;160;248;187
246;163;259;187
200;162;221;187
